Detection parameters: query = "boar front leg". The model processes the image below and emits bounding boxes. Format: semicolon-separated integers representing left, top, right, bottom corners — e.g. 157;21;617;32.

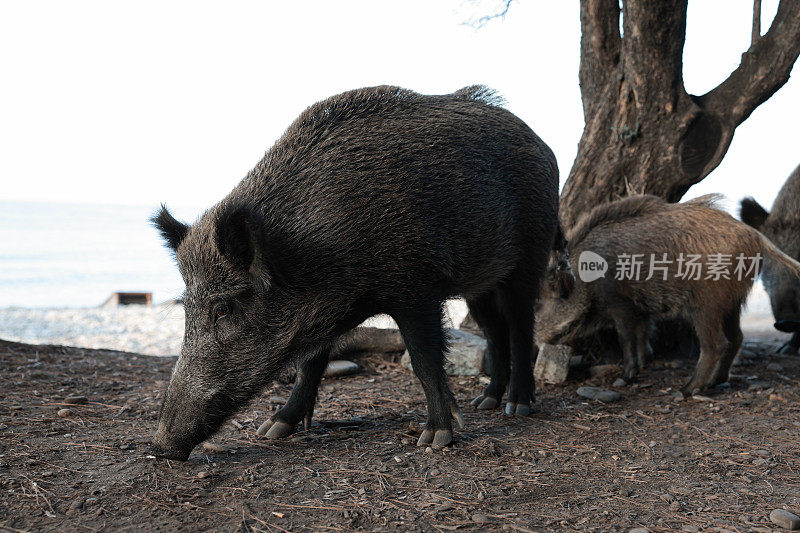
610;306;649;382
257;350;329;439
394;305;464;449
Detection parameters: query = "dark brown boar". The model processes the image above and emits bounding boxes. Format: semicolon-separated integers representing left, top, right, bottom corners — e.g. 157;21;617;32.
150;85;560;460
535;194;800;394
740;164;800;354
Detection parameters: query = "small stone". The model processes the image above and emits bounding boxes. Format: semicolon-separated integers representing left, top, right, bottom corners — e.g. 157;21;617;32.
323;360;360;378
671;391;684;402
57;408;72;418
753;449;770;457
681;526;699;533
64;396;88;405
358;488;366;495
612;377;627;387
197;471;211;479
767;362;784;372
67;498;84;515
590;364;618;378
629;528;650;533
393;456;403;463
477;492;485;500
201;442;229;454
535;344;575;384
669;501;681;512
471;513;489;523
424;447;433;454
577;386;621;402
429;469;440;476
770;509;800;530
691;394;713;402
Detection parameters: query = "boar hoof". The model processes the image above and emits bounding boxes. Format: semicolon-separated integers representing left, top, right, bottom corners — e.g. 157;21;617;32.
256;419;295;439
470;395;499;410
777;342;798;355
417;429;453;449
504;402;531;416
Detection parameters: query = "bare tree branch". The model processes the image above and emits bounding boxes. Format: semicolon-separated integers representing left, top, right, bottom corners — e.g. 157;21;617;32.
462;0;515;29
753;0;763;45
702;0;800;128
578;0;622;116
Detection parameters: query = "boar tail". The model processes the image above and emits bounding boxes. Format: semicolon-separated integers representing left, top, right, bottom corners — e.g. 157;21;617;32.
758;232;800;280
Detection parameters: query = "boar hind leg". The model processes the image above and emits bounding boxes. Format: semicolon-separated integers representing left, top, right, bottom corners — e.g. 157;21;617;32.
467;292;509;411
710;310;743;386
684;319;729;394
394;305;463;449
502;286;536;416
257;350;329;439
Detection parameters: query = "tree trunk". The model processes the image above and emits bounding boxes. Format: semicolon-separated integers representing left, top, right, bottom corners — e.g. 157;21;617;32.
560;0;800;229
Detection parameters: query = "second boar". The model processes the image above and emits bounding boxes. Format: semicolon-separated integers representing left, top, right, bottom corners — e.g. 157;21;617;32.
740;163;800;353
535;194;800;394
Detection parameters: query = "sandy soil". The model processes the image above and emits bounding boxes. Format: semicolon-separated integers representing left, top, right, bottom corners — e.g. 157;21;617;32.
1;336;799;532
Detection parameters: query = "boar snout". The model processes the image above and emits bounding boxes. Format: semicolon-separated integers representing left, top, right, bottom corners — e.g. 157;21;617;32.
774;320;800;333
150;428;193;461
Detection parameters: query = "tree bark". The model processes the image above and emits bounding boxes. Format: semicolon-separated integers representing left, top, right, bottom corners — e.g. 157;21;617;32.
560;0;800;229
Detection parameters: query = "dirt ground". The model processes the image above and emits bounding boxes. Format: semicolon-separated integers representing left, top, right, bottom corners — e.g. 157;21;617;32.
1;336;799;532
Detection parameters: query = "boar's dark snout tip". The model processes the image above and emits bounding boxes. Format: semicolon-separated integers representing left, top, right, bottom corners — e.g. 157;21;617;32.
149;442;192;461
774;320;800;333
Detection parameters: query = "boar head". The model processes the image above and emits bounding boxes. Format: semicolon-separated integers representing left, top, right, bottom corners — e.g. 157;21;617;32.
149;201;302;460
741;197;800;333
534;251;604;346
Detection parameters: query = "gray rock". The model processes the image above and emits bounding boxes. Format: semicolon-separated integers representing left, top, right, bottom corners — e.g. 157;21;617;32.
401;328;486;376
534;344;574;385
324;360;360;377
770;508;800;530
577;386;621;402
612;377;627;387
768;362;784;372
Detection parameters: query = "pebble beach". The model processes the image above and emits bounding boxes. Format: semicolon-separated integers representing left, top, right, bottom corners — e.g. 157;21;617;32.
0;285;781;357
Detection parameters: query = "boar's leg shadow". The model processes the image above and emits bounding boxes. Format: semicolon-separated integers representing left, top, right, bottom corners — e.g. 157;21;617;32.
778;331;800;355
256;348;330;439
467;291;510;411
393;305;465;449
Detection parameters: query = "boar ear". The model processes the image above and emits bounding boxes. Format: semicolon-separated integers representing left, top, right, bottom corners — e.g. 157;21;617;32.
552;251;575;298
740;197;769;229
151;204;189;252
215;202;260;272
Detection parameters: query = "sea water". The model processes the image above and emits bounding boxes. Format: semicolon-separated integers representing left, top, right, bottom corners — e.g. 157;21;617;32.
0;200;200;308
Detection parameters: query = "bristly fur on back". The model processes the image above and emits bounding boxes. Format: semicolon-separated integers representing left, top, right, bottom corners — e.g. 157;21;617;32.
452;85;506;107
568;195;668;246
684;193;724;209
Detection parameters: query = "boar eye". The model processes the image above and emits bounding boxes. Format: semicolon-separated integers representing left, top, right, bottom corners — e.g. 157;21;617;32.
213;303;231;320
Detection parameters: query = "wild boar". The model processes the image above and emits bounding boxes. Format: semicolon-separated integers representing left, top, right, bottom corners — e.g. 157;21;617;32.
150;85;560;460
535;194;800;394
740;164;800;354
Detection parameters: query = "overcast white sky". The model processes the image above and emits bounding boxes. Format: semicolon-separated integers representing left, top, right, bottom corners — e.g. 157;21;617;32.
1;1;798;217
